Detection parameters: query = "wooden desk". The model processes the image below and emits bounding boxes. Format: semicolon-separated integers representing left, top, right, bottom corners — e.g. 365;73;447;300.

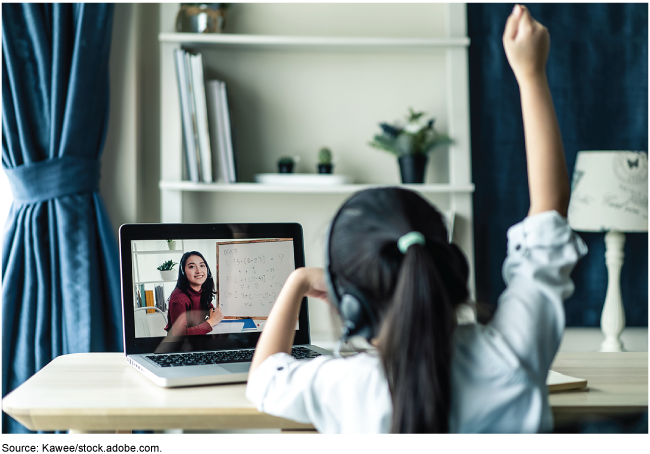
549;352;648;427
3;352;647;433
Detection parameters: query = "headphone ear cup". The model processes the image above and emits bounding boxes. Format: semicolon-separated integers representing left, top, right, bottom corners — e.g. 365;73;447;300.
340;294;361;328
340;294;374;340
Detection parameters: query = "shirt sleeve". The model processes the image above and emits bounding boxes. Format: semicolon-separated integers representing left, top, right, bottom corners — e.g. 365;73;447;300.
246;353;320;424
167;292;212;336
179;317;212;336
489;210;588;377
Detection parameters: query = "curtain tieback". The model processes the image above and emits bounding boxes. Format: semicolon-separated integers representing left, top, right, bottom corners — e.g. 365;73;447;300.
4;156;101;205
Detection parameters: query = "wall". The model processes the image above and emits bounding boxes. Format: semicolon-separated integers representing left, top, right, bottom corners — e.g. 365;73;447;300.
101;3;161;234
102;3;458;340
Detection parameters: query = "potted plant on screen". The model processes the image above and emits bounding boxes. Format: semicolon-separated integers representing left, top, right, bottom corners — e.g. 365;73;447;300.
166;239;177;250
368;108;452;184
157;260;178;281
317;147;333;174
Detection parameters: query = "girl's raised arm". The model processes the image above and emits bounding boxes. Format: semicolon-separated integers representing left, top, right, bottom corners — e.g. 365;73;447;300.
503;4;570;217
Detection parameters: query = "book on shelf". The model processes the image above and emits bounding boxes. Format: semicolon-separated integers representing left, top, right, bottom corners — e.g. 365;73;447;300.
173;48;200;183
183;51;203;182
139;284;145;308
135;285;142;308
189;52;213;182
154;285;167;312
206;79;236;183
145;289;155;314
205;80;227;183
219;81;237;183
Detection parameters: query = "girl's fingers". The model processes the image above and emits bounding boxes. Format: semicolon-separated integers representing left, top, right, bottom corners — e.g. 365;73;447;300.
503;5;521;41
519;7;535;33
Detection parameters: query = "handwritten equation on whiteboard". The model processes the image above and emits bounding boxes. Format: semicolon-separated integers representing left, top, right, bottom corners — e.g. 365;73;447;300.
216;239;295;317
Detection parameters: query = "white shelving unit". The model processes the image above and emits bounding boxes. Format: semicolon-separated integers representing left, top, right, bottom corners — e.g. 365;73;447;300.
159;181;474;194
132;241;186;287
159;32;469;49
131;241;186;337
158;4;475;331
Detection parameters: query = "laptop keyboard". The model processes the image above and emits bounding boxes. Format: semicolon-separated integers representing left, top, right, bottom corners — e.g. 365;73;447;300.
146;346;321;367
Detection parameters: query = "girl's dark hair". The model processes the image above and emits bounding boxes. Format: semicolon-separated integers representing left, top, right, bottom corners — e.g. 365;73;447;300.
175;251;216;313
329;187;470;433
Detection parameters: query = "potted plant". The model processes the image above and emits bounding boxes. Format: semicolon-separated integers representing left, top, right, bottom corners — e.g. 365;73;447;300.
317;147;333;174
157;260;178;281
166;239;177;250
368;108;452;184
277;156;295;173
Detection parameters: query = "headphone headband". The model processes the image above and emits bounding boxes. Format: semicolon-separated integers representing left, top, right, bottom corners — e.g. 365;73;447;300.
324;201;378;342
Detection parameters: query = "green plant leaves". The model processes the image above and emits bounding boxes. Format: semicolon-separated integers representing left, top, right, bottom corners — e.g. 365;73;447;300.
368;131;452;156
157;260;177;271
368;109;452;156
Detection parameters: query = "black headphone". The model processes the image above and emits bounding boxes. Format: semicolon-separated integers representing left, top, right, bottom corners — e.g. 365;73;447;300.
323;207;379;342
323;190;467;343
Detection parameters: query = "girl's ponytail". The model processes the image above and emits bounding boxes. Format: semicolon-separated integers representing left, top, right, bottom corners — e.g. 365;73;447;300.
379;243;456;433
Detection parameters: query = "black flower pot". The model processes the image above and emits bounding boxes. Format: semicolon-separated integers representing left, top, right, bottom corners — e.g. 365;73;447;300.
317;164;333;174
278;163;294;173
398;154;428;184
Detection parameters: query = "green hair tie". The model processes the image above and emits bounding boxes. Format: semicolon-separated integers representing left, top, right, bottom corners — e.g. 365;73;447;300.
397;231;425;254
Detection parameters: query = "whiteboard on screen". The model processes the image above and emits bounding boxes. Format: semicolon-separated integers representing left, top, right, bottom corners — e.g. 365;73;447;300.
216;239;294;318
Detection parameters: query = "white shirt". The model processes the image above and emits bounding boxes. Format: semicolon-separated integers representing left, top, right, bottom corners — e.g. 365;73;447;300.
246;211;588;433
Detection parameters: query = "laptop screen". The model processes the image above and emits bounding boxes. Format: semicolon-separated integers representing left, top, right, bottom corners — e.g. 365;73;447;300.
119;223;309;354
131;238;297;338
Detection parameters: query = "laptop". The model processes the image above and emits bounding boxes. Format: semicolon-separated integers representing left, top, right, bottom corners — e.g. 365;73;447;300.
119;222;331;388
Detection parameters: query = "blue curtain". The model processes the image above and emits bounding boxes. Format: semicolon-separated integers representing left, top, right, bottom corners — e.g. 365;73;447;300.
2;4;122;433
468;3;648;326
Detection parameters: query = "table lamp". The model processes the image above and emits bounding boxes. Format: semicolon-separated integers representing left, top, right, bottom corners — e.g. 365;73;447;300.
567;150;648;352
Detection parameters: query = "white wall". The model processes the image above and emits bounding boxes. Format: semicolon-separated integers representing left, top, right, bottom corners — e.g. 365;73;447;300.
102;3;161;234
103;3;458;341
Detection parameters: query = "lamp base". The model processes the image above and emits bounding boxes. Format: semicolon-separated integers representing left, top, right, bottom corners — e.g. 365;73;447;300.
599;230;626;353
600;336;625;352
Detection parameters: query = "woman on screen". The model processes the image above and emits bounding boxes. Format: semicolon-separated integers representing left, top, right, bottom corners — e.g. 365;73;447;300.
165;251;223;336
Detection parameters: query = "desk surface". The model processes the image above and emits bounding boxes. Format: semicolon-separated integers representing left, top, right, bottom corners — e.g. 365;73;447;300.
3;352;647;432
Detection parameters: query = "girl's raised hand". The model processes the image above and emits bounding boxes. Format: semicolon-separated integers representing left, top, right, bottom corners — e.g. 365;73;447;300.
503;5;550;83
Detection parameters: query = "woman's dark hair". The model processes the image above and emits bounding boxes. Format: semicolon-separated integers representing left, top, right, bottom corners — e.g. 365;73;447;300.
175;251;216;313
329;187;470;433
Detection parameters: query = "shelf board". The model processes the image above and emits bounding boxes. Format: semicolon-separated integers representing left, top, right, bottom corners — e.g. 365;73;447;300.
132;250;183;255
159;181;475;194
159;33;470;50
134;280;176;285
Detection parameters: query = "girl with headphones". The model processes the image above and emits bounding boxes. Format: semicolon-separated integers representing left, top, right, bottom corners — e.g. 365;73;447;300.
164;251;223;336
246;5;587;433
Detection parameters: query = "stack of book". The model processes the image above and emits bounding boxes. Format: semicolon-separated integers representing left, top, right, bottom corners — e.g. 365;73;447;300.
154;285;167;312
173;48;237;183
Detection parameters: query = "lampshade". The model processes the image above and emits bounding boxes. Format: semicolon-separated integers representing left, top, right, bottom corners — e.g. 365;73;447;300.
567;151;648;232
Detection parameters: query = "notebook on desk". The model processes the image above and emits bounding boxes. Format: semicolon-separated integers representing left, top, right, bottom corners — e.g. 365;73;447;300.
118;222;330;388
547;370;588;392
